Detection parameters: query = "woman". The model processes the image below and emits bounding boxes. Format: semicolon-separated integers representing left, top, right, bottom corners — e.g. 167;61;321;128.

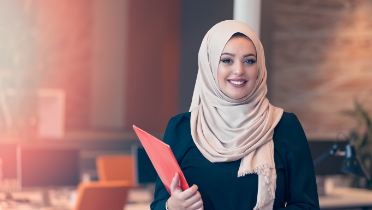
150;20;319;210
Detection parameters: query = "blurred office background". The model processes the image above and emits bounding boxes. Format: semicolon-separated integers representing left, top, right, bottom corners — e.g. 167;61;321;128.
0;0;372;209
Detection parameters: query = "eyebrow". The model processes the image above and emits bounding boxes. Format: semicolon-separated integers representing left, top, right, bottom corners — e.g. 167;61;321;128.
221;52;256;57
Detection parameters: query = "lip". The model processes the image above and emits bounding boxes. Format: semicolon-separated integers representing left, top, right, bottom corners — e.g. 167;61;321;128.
228;78;247;81
227;78;247;88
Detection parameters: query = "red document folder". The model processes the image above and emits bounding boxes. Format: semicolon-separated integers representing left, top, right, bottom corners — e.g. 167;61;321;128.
133;125;189;195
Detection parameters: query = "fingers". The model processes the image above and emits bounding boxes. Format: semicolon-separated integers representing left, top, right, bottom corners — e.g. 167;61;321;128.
178;184;198;200
183;190;203;208
189;199;203;210
176;185;203;209
170;173;181;194
169;181;204;210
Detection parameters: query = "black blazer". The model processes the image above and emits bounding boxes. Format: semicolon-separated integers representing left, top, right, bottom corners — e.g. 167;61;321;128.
151;112;319;210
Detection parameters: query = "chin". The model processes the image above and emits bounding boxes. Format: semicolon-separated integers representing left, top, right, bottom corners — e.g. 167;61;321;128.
229;94;246;100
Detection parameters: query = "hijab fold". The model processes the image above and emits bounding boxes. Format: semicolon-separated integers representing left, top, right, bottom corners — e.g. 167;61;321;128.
189;20;283;210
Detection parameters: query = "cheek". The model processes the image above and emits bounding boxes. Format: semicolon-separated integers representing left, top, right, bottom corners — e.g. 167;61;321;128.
217;66;229;86
247;66;258;80
244;66;258;93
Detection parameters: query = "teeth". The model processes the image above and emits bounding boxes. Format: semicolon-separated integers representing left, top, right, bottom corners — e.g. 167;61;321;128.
230;80;244;85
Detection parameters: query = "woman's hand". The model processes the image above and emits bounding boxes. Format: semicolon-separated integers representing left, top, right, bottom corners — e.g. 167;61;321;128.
167;173;203;210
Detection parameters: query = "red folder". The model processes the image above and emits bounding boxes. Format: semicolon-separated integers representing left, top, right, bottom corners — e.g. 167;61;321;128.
133;125;189;195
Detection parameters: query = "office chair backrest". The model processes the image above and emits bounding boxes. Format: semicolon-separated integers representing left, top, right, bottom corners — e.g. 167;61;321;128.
96;155;134;184
74;181;130;210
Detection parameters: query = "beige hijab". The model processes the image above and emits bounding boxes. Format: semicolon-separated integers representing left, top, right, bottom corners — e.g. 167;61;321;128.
189;20;283;210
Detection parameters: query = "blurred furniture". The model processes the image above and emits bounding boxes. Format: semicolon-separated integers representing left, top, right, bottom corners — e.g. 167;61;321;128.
73;181;130;210
15;147;80;206
96;155;134;185
319;187;372;210
18;147;80;188
0;186;151;210
0;130;161;181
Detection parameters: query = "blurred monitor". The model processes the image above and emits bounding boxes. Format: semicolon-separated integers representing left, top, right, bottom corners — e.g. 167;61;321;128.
0;143;18;179
131;144;157;185
17;147;80;188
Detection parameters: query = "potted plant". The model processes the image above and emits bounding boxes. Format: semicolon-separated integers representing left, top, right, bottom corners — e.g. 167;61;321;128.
341;100;372;189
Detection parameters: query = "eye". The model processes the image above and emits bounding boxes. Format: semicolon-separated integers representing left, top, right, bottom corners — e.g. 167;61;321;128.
221;58;232;64
244;59;256;64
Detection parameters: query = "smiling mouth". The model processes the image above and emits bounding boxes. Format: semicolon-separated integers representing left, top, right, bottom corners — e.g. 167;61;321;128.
228;80;246;85
227;79;247;87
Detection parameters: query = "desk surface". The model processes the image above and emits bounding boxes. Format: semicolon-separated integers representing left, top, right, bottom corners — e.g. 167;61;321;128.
0;188;152;210
2;186;371;210
0;206;151;210
0;204;151;210
319;187;372;209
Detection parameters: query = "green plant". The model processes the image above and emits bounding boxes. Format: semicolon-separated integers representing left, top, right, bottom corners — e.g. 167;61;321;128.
341;99;372;189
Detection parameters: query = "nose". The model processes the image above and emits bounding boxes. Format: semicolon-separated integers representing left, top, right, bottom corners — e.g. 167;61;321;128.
233;63;244;75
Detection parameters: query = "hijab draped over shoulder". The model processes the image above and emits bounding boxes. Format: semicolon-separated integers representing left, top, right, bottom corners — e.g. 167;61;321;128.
189;20;283;210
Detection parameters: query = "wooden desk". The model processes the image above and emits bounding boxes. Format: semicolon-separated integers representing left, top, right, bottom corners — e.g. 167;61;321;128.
319;187;372;210
0;188;152;210
6;187;371;210
0;203;151;210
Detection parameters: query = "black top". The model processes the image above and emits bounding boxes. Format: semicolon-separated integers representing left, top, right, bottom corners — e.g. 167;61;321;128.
150;112;319;210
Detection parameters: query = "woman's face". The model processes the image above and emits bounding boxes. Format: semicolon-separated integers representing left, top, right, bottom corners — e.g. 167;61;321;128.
217;36;258;100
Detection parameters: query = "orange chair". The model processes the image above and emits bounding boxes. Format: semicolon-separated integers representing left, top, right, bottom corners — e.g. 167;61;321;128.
73;181;130;210
96;155;135;185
